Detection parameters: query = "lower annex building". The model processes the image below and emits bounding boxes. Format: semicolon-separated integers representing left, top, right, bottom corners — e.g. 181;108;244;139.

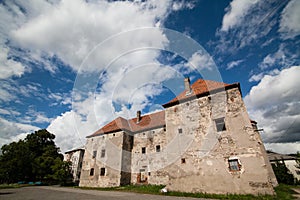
79;78;278;195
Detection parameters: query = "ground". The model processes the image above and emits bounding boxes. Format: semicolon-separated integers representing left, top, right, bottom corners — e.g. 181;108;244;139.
0;186;213;200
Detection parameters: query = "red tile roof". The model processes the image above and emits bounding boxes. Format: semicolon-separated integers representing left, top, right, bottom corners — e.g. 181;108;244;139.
87;110;165;138
87;79;239;138
163;79;239;108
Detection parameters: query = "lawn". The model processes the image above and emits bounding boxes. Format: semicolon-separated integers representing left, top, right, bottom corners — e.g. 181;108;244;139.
78;184;299;200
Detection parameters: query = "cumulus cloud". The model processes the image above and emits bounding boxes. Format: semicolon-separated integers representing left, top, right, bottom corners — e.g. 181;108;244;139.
11;0;173;72
0;117;39;147
244;66;300;153
279;0;300;39
221;0;259;32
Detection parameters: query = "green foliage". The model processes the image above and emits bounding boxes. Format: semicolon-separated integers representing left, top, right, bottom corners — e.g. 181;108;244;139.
0;129;72;185
271;160;296;185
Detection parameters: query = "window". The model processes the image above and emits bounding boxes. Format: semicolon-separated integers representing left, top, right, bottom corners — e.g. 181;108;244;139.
181;158;186;164
100;168;105;176
228;159;241;171
156;145;161;152
92;150;97;158
215;117;226;132
90;168;94;176
101;149;105;158
142;147;146;154
178;128;183;134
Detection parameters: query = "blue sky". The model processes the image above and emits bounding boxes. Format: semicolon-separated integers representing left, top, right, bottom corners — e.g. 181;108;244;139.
0;0;299;154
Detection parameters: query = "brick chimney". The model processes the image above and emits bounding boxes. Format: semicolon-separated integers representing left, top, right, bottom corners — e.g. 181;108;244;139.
184;77;192;95
136;110;141;123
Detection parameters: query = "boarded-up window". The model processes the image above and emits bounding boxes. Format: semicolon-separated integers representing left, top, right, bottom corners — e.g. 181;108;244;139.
101;149;105;158
215;117;226;132
100;168;105;176
228;159;241;171
90;168;94;176
140;169;146;182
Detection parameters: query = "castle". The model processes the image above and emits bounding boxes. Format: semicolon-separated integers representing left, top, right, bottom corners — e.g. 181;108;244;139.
78;78;277;195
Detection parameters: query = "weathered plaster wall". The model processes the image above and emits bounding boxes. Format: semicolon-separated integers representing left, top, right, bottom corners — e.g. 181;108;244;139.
79;131;124;187
131;127;169;185
163;88;276;195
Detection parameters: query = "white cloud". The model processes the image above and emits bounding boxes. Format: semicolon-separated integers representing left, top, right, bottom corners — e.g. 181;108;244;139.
0;47;27;79
244;66;300;153
249;68;280;82
216;0;284;54
0;117;39;148
265;142;300;155
279;0;300;39
226;59;244;70
186;51;215;71
258;44;296;70
11;0;173;72
249;72;264;82
47;111;91;153
221;0;259;32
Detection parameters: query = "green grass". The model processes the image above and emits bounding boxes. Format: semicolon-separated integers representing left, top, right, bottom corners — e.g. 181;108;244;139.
0;183;21;189
78;184;299;200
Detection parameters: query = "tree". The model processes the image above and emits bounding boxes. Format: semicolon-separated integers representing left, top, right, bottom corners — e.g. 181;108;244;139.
0;129;72;185
271;160;295;185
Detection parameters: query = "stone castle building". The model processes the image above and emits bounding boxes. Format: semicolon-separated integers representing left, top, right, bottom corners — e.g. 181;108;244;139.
79;78;277;195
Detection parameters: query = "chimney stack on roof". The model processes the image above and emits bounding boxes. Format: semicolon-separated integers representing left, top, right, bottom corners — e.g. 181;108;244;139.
184;77;192;95
136;110;141;123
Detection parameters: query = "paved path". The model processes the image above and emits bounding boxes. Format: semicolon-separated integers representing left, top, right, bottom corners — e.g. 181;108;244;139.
0;186;213;200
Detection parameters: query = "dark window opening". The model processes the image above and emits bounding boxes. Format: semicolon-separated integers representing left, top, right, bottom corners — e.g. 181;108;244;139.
90;168;94;176
101;149;105;158
113;133;115;136
178;128;183;134
156;145;161;152
181;158;186;164
228;159;241;171
92;150;97;158
100;168;105;176
142;147;146;154
215;117;226;132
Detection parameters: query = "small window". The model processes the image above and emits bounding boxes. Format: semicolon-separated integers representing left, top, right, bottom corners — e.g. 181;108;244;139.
101;149;105;158
148;172;151;176
90;168;94;176
113;133;115;136
163;126;166;131
156;145;161;152
181;158;186;164
142;147;146;154
92;150;97;158
228;159;241;171
215;117;226;132
178;128;183;134
100;168;105;176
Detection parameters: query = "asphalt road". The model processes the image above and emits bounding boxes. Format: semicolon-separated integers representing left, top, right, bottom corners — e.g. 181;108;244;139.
0;186;212;200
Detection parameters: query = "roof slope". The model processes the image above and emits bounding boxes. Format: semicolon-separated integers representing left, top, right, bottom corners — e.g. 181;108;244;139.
87;79;238;138
163;79;238;107
87;110;165;138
